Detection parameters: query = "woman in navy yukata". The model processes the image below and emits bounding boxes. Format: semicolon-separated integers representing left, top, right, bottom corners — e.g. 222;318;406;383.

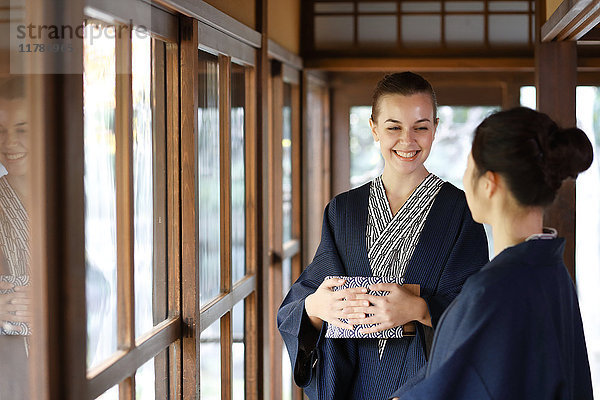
277;72;490;399
390;107;594;400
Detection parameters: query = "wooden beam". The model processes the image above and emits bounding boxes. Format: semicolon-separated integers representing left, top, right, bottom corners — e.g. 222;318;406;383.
179;16;199;400
87;318;181;398
115;23;135;400
542;0;600;41
304;57;536;72
535;41;577;280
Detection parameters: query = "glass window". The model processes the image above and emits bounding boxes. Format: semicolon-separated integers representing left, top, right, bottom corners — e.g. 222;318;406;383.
232;301;245;400
314;2;354;13
488;15;529;45
574;87;600;399
135;347;169;400
200;319;221;399
425;106;500;188
401;16;441;47
445;15;485;45
358;2;397;12
231;64;246;284
358;16;397;46
314;16;354;49
198;51;221;306
282;84;293;243
84;23;118;369
349;106;383;188
401;1;441;12
96;384;118;400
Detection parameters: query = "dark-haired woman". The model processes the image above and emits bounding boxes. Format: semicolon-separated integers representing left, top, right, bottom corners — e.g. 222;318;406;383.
391;107;594;400
277;72;489;399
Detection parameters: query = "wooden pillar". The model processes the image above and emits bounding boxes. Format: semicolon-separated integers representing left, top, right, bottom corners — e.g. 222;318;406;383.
256;0;270;398
535;41;577;280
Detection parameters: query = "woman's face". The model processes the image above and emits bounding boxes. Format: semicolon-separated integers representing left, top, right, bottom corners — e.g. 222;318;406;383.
463;152;485;224
0;98;28;178
370;93;436;178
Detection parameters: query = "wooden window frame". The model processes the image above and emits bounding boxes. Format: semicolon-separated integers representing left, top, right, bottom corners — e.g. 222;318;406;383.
303;0;537;58
268;58;303;400
82;12;183;399
183;18;260;400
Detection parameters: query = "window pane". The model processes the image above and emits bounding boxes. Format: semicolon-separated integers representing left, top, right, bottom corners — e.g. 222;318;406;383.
401;1;441;12
134;347;169;400
200;319;221;399
357;2;397;13
488;1;529;12
349;106;383;188
96;384;118;400
0;76;31;399
314;16;354;49
358;16;397;46
198;51;220;306
231;64;246;284
425;106;500;188
445;15;484;45
84;23;118;369
314;2;354;13
282;84;293;243
132;30;157;338
445;1;484;12
232;301;245;400
575;86;600;399
401;16;441;47
488;15;529;45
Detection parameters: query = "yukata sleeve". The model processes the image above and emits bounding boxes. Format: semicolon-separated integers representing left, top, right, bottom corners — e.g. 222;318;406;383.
424;205;489;328
277;197;347;387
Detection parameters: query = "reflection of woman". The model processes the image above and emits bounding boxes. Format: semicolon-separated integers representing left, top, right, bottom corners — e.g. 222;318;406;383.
392;107;594;399
0;78;30;400
278;73;489;399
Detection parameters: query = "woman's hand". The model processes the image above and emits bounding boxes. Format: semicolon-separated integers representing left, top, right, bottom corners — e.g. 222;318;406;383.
304;278;369;331
0;282;31;332
343;283;431;334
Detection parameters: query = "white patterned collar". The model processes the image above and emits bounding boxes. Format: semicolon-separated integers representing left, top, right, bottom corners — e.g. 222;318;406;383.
525;227;558;241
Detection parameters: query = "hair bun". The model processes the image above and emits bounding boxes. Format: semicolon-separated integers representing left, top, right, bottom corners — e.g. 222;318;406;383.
543;127;594;189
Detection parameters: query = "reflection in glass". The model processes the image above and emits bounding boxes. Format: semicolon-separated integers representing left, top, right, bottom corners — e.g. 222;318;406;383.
282;84;293;243
132;30;154;338
200;319;221;399
84;23;118;369
232;301;245;400
198;51;220;306
0;76;31;398
231;64;246;283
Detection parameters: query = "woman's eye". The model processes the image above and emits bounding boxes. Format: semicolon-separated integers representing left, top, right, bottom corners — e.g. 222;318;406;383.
387;126;401;131
415;127;429;131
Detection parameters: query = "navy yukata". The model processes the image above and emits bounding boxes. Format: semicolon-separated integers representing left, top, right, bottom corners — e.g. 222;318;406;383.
392;238;593;400
277;180;489;400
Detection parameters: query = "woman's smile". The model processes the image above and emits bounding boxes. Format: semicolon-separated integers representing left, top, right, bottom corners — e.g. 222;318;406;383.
393;149;420;160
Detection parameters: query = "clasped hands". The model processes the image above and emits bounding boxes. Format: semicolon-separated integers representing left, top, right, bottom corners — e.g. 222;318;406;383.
0;281;31;333
305;278;430;333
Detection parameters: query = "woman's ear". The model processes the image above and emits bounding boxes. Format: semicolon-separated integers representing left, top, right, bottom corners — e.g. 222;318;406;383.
369;118;379;142
482;170;499;199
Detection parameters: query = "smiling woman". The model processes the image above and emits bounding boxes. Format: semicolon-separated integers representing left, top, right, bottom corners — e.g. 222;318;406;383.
278;72;489;400
0;76;31;400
